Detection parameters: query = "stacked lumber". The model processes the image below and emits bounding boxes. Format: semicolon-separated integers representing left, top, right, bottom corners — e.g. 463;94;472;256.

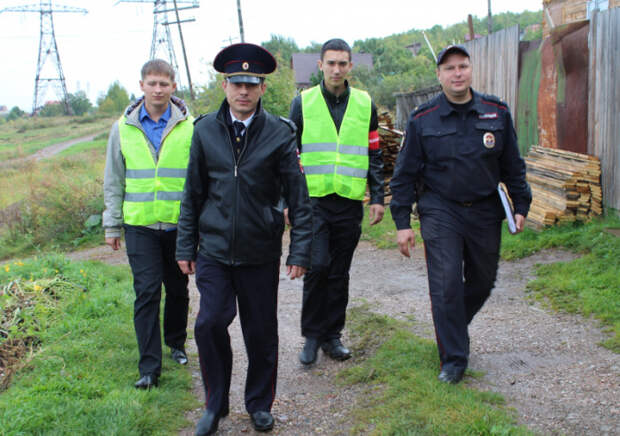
378;111;404;198
524;146;602;230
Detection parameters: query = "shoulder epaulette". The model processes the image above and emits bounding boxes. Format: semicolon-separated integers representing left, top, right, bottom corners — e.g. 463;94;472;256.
481;94;508;110
279;116;297;133
413;99;440;120
193;113;208;125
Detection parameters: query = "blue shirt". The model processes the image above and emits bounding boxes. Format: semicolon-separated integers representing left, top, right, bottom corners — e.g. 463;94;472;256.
139;103;171;153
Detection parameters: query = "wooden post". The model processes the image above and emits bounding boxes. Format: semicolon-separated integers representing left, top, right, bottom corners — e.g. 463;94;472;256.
468;14;475;40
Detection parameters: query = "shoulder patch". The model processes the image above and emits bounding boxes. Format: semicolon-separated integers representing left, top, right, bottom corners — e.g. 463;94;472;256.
481;94;508;110
193;113;208;125
279;116;297;133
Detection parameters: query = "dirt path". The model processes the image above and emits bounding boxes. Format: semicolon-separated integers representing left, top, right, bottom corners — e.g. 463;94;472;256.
69;242;620;436
0;133;102;169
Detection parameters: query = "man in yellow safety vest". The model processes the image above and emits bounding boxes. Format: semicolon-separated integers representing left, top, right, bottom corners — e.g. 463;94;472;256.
102;59;193;389
288;38;385;365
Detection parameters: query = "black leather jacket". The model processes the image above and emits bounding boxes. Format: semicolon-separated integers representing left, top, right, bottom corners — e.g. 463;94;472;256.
176;99;313;267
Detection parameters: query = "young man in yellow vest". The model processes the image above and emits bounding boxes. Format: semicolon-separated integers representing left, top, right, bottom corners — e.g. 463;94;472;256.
288;38;385;365
103;59;193;389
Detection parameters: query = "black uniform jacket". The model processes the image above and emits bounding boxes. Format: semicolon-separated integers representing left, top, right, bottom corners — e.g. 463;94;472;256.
176;99;313;267
390;89;531;230
289;80;384;207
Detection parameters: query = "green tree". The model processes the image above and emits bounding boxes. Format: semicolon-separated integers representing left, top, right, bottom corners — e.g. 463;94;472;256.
6;106;25;121
262;34;299;64
97;81;130;115
262;53;297;117
68;91;92;116
39;102;65;117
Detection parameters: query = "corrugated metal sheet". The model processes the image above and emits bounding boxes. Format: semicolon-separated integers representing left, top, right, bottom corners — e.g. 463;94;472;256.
588;8;620;210
462;25;520;114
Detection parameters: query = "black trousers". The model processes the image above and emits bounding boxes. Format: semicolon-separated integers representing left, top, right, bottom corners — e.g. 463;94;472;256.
418;192;502;373
301;201;363;340
124;225;189;377
194;254;280;414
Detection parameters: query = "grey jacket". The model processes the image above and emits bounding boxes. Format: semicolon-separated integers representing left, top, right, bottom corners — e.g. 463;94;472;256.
102;96;191;238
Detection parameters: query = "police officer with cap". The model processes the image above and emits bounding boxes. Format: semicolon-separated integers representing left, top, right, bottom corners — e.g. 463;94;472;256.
390;44;531;384
176;43;312;435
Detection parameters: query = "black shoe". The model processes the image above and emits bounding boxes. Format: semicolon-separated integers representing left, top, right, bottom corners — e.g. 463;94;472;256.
438;368;465;384
171;347;188;365
321;338;352;361
250;411;274;432
299;338;320;365
195;410;220;436
134;374;158;389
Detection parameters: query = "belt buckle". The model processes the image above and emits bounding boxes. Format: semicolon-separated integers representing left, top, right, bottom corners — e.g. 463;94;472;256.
462;201;473;207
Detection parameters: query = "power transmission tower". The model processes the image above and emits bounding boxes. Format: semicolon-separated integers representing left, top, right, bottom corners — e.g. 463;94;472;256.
117;0;199;99
0;0;88;114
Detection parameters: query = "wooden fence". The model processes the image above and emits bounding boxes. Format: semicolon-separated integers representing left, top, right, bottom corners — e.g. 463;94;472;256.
588;8;620;211
462;25;520;113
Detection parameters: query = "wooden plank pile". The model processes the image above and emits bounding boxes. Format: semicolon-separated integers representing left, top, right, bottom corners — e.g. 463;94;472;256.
524;146;602;230
378;111;404;199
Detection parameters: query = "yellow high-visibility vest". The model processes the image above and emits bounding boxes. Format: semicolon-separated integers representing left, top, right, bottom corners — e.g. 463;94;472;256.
119;114;193;225
300;85;371;200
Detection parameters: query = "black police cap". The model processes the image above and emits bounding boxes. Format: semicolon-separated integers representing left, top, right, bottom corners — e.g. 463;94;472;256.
436;44;470;66
213;43;277;84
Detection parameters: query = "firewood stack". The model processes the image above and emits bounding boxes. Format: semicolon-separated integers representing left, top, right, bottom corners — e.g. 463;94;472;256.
524;146;602;230
378;111;404;199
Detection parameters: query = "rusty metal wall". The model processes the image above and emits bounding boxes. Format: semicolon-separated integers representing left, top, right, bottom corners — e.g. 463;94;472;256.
588;8;620;211
538;21;590;154
462;25;520;114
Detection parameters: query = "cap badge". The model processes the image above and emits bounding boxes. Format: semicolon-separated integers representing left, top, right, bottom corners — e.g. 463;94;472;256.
242;61;249;70
483;132;495;149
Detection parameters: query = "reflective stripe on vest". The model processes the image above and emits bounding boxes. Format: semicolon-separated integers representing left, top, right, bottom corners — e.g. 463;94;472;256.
119;113;193;226
300;86;371;200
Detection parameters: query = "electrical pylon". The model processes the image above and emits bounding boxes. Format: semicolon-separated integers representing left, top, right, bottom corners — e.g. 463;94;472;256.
0;1;88;114
117;0;199;98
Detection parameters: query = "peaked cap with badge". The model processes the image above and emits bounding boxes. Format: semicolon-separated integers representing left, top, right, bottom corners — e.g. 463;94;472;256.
213;43;277;84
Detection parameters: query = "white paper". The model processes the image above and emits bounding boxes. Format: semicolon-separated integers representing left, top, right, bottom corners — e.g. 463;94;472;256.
498;184;517;234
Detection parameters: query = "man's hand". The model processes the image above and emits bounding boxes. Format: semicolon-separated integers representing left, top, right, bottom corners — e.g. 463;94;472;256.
396;228;416;257
368;204;385;226
178;260;196;275
106;237;121;251
286;265;306;280
284;207;291;226
514;214;526;234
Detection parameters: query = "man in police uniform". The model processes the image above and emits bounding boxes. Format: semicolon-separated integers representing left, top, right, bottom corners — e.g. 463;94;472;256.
103;59;192;389
390;45;532;384
175;43;312;435
289;38;385;365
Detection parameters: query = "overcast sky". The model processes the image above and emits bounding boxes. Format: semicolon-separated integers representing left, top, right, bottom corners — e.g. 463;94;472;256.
0;0;542;111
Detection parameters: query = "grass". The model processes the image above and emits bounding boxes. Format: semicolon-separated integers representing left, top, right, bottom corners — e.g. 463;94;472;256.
0;254;198;435
340;304;533;435
361;206;620;353
0;115;114;162
0;145;106;259
56;133;108;157
360;207;422;249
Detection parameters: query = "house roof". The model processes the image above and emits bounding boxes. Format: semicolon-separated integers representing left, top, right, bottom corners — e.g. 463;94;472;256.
291;52;374;86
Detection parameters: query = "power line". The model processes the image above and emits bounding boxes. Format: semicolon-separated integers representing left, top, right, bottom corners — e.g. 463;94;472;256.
1;0;88;114
117;0;199;99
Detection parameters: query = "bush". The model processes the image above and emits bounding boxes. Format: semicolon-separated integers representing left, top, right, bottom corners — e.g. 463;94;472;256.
0;156;104;258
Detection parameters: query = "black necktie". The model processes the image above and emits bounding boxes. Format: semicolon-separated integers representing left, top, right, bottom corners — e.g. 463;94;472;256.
233;121;245;141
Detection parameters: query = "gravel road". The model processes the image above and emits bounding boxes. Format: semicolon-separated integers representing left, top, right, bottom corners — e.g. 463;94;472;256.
70;238;619;436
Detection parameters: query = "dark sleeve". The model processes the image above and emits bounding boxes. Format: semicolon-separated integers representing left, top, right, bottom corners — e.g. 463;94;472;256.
279;128;312;268
288;95;303;151
367;101;384;205
176;128;208;261
389;114;424;230
499;109;532;217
